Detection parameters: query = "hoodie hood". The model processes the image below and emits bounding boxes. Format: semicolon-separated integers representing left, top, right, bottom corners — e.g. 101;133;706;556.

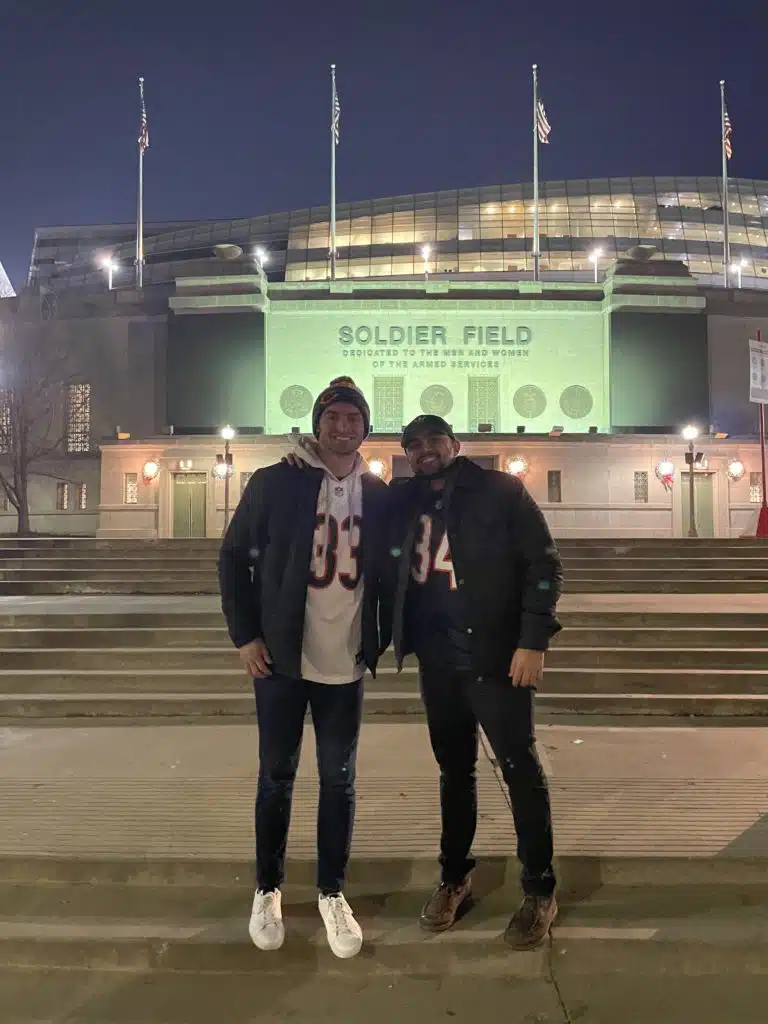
292;435;369;479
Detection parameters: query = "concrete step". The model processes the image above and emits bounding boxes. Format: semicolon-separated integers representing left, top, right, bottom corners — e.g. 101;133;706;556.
546;647;768;669
563;558;768;569
556;628;768;648
2;852;763;889
566;569;768;580
3;556;768;571
0;670;415;695
0;581;217;596
0;868;765;980
9;580;768;597
0;644;757;672
0;967;765;1024
3;624;768;650
0;612;230;630
0;569;217;582
2;645;767;672
1;609;766;631
3;578;768;596
1;667;767;697
2;537;765;549
0;558;218;571
565;580;768;593
2;691;767;724
0;627;232;648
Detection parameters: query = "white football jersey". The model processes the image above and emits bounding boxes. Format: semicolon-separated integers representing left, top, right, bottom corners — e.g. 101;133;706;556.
300;450;366;685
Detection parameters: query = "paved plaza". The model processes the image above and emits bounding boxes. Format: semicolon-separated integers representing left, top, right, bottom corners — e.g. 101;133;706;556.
1;721;767;864
0;591;767;1021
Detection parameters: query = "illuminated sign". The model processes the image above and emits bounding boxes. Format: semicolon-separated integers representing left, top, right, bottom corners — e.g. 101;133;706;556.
338;325;531;346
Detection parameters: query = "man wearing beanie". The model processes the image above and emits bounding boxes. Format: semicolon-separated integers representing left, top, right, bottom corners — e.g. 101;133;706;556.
219;377;389;959
387;414;563;949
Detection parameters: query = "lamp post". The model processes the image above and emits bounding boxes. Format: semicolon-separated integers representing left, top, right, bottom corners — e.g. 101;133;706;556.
731;258;746;289
589;248;602;284
220;425;235;532
422;245;431;282
101;258;117;290
682;424;700;538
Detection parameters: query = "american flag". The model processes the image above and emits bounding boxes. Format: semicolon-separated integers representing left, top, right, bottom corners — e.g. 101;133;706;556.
138;77;149;153
537;99;551;144
723;108;732;160
332;80;340;146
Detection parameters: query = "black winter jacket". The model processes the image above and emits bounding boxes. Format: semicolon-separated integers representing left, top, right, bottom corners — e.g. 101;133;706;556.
218;462;390;679
387;457;563;675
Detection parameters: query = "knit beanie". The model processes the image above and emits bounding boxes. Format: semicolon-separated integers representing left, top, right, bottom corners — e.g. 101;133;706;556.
312;377;371;438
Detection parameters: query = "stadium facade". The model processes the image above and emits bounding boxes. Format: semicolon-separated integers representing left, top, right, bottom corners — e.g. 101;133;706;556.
2;176;767;538
28;177;768;292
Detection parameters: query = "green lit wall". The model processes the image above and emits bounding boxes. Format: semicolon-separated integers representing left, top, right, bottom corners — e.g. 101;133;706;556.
167;312;265;431
266;300;609;434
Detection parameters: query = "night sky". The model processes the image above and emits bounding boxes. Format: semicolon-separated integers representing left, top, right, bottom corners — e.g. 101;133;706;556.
2;0;767;290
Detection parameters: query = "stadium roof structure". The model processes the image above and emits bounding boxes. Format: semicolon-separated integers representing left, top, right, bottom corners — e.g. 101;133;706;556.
27;176;768;293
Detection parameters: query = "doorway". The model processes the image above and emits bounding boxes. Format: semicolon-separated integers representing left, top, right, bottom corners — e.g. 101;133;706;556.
681;473;715;538
172;473;207;538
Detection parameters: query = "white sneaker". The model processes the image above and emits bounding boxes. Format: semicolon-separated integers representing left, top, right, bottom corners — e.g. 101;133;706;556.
318;893;363;959
249;889;285;951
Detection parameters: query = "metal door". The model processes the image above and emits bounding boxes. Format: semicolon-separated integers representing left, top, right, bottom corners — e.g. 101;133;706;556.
172;473;207;538
681;473;715;538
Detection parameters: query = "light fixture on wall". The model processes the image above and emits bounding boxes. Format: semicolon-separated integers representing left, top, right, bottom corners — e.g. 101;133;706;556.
727;458;746;481
178;459;193;472
142;460;160;484
367;457;387;479
505;456;529;477
655;458;675;489
212;456;234;480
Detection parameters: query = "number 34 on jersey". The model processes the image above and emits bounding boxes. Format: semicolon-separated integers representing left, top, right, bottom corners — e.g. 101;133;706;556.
411;514;458;590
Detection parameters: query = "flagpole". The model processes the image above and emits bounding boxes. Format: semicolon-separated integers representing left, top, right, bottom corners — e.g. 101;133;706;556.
136;76;146;290
720;79;730;289
330;64;337;281
532;64;540;283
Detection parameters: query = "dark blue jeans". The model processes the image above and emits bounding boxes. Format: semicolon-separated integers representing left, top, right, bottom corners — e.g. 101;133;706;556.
420;670;556;897
254;675;363;894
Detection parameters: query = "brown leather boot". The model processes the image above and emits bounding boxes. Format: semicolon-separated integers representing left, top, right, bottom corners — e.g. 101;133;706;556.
419;877;472;932
504;893;558;949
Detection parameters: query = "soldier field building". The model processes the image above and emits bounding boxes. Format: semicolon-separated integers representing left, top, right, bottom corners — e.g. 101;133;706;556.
3;175;768;539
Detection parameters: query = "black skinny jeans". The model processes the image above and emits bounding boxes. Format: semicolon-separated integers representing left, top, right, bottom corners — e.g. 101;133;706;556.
253;675;363;894
420;669;556;897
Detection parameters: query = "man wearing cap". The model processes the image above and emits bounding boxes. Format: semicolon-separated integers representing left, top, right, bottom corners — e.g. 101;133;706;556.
219;377;389;960
389;414;563;949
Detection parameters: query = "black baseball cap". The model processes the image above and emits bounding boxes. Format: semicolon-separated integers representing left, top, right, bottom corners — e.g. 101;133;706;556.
401;414;456;449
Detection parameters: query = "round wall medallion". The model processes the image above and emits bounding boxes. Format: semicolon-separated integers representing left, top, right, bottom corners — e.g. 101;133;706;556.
279;385;313;419
559;385;594;420
512;385;547;419
420;385;454;417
